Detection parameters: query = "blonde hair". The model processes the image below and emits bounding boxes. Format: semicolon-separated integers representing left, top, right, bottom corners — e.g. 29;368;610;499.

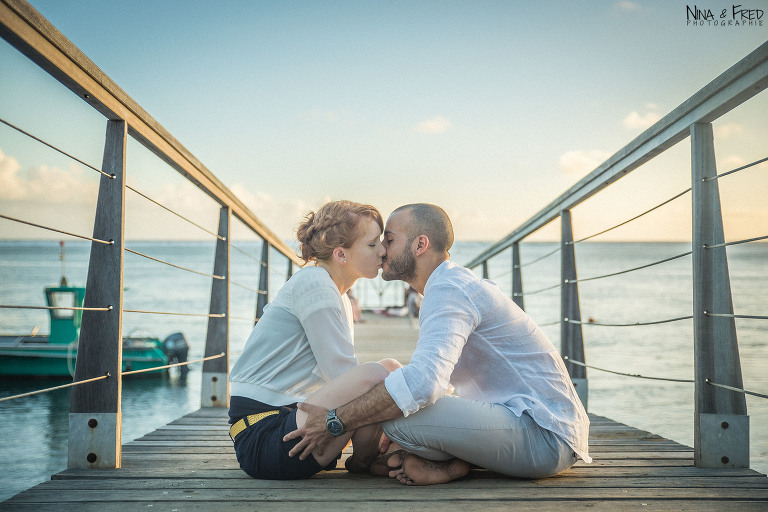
296;200;383;264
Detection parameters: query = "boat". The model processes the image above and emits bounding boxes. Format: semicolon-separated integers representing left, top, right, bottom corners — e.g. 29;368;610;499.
0;243;189;378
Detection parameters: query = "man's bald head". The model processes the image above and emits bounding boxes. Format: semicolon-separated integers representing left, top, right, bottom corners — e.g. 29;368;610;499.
392;203;454;255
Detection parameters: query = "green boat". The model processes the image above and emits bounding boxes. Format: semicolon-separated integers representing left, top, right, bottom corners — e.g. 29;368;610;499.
0;280;189;378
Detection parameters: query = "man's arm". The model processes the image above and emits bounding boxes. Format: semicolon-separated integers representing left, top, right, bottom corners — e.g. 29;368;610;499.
283;381;402;459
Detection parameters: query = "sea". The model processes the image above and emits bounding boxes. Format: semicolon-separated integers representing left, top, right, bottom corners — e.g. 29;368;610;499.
0;239;766;500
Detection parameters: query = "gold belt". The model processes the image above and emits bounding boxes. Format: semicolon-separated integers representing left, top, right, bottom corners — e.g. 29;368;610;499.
229;410;280;441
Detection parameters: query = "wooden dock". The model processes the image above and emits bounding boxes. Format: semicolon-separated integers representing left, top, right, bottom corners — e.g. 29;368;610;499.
3;314;768;510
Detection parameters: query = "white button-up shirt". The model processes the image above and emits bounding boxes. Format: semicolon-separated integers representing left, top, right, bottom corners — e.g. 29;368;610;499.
384;260;591;462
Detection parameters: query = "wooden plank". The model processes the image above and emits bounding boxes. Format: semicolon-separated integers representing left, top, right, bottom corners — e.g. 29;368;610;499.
5;501;768;512
26;475;768;491
50;466;763;480
7;486;768;502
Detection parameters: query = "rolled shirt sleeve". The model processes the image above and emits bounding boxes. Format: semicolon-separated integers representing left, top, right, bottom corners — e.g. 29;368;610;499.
385;280;480;416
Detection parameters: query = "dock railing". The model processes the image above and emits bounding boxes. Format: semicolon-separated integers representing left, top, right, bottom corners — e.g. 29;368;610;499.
0;0;302;470
465;41;768;470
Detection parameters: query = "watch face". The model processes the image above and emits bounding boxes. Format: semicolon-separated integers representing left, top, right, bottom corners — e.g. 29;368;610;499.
327;419;344;437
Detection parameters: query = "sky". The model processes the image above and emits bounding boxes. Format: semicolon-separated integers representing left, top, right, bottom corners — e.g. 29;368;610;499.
1;0;767;243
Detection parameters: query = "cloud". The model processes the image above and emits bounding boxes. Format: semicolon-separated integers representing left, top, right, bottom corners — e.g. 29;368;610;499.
0;146;99;203
559;149;612;177
623;106;662;130
720;155;747;170
413;116;452;134
715;122;744;139
615;1;639;10
0;147;25;200
230;183;328;240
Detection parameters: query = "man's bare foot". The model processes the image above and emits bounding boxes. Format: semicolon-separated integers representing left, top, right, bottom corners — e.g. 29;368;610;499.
386;452;470;485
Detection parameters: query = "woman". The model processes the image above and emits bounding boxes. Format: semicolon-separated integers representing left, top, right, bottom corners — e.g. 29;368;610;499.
228;200;400;479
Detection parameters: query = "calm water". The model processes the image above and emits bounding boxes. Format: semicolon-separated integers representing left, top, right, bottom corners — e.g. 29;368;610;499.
0;240;766;500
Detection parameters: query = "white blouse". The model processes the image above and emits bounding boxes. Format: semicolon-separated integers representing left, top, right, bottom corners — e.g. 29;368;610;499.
229;266;358;406
384;261;592;462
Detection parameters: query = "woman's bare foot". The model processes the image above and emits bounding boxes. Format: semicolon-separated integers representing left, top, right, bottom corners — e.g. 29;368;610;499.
345;452;376;473
386;452;470;485
367;443;406;476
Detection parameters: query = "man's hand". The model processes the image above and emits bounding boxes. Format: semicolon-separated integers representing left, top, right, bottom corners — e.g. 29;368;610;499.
283;402;332;460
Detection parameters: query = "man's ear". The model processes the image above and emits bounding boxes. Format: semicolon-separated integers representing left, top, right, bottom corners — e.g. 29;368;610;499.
332;247;347;264
413;235;430;257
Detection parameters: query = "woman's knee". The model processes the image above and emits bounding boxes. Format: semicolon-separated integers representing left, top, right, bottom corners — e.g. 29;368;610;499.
377;358;402;373
358;361;394;387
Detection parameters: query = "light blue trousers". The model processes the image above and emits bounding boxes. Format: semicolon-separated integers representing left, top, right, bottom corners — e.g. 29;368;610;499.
382;395;577;479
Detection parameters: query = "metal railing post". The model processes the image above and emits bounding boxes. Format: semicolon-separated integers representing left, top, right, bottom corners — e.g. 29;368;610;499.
287;258;294;280
691;122;748;468
481;260;489;279
512;242;524;310
255;241;269;324
68;119;126;469
201;206;230;408
561;210;587;410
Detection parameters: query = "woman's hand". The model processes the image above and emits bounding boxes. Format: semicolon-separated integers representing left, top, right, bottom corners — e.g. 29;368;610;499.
283;402;333;460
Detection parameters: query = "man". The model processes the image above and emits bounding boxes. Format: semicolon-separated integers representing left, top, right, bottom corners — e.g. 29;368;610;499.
285;203;591;485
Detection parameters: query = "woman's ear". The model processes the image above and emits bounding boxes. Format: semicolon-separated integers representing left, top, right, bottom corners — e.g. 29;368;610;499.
332;247;347;264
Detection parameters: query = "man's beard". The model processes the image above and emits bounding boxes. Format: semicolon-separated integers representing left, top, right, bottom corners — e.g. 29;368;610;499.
382;241;417;283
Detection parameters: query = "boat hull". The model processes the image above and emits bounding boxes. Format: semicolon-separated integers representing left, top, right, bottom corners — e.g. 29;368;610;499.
0;336;168;377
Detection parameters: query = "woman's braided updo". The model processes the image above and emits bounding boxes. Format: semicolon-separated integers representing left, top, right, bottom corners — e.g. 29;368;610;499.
296;200;384;264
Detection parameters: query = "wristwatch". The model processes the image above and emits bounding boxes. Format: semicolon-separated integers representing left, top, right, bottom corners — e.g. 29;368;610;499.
326;409;346;437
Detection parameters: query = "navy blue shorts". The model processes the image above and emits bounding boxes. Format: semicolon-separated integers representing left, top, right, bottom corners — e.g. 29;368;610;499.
231;401;339;479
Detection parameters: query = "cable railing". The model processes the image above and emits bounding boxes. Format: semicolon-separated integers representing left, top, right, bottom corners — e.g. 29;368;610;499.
0;213;114;244
464;39;768;470
563;357;768;400
0;0;303;471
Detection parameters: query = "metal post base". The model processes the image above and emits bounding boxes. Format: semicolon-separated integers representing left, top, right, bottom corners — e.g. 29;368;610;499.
201;371;229;407
68;412;121;469
697;413;749;468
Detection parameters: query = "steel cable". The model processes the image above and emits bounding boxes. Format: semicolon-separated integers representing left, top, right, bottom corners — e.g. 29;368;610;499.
0;117;113;179
125;185;224;240
705;234;768;249
125;247;225;280
565;315;693;327
0;214;113;244
567;250;692;284
570;188;692;245
563;357;694;383
703;155;768;182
